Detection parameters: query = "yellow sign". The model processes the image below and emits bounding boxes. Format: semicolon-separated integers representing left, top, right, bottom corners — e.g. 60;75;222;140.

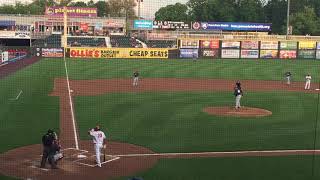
299;41;316;50
69;48;170;59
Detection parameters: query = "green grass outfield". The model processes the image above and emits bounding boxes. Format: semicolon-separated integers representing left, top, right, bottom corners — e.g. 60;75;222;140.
1;58;320;180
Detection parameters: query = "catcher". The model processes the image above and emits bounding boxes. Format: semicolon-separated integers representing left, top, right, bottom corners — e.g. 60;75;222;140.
40;129;62;169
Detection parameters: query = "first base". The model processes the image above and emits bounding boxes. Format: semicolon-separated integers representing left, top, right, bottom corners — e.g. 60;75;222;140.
315;89;320;91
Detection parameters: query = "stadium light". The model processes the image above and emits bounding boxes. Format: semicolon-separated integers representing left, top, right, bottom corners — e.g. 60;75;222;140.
137;0;143;19
286;0;290;37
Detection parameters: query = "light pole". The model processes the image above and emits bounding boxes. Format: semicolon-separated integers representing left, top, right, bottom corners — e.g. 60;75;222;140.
286;0;290;36
138;0;141;19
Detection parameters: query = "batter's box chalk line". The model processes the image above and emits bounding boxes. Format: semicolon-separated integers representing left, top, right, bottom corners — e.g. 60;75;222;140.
76;155;120;167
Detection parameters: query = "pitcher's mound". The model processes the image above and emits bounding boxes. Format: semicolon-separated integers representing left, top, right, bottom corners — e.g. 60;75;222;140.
203;106;272;117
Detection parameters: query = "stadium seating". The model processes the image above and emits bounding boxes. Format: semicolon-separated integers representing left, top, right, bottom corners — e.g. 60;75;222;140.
110;36;137;48
68;37;106;47
145;40;177;48
32;34;61;48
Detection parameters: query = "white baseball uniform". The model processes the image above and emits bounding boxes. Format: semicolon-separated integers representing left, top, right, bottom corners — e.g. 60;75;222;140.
305;75;312;90
89;129;106;167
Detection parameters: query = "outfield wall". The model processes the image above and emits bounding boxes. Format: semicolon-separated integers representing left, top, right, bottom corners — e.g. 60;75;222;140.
0;47;30;65
65;47;179;59
51;40;320;60
179;40;320;60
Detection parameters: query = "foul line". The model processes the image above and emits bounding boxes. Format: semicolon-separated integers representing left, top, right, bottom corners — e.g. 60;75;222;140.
63;49;79;150
112;149;320;158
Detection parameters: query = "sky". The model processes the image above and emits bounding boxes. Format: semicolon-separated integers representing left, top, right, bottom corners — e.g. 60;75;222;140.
0;0;189;18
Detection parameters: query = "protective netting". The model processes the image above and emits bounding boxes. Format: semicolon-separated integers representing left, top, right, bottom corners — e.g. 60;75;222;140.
1;0;320;180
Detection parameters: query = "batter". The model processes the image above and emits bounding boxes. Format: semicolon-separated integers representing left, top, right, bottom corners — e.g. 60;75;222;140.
88;125;106;167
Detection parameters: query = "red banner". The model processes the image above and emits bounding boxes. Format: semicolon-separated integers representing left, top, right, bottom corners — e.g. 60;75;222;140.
280;50;297;59
200;40;220;49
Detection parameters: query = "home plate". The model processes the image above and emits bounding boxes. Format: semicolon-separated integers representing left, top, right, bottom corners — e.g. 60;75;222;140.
77;154;87;158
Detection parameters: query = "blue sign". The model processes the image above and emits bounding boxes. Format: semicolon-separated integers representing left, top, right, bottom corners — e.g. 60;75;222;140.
134;20;153;29
0;20;15;26
180;49;199;58
197;22;272;31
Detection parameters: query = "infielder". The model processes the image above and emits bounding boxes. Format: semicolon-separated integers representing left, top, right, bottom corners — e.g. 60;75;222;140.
234;85;243;109
285;72;292;85
305;74;312;90
88;125;106;167
133;70;140;86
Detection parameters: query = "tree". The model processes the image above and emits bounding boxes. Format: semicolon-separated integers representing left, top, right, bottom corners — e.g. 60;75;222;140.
236;0;265;22
290;6;320;35
107;0;136;18
155;3;189;21
68;1;88;7
264;0;287;34
187;0;238;22
187;0;207;21
122;0;136;19
95;1;110;17
59;0;73;6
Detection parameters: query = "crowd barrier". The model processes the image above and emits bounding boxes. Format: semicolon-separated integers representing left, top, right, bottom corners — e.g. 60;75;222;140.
0;47;31;65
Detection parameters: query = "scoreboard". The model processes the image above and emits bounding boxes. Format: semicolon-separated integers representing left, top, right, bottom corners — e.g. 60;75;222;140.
153;21;190;30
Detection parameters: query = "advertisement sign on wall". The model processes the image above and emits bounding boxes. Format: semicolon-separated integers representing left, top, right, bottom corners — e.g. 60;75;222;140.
260;41;278;50
45;6;97;17
0;31;15;38
299;41;316;50
180;40;199;49
42;48;63;58
241;41;259;49
133;20;153;29
222;41;240;49
316;51;320;59
180;49;199;58
221;49;240;58
280;50;297;59
69;48;169;59
200;40;220;49
241;50;259;58
201;49;219;58
280;41;297;50
1;51;8;63
316;42;320;50
298;50;316;59
195;22;271;31
260;50;278;58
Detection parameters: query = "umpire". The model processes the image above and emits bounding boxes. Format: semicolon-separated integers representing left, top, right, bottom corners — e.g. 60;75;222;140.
40;129;59;169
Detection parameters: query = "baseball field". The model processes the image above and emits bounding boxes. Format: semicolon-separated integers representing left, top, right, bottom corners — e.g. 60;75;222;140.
1;58;320;180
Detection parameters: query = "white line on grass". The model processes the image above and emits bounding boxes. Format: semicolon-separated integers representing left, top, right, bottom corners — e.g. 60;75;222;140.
63;49;79;150
15;90;22;100
112;149;320;158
